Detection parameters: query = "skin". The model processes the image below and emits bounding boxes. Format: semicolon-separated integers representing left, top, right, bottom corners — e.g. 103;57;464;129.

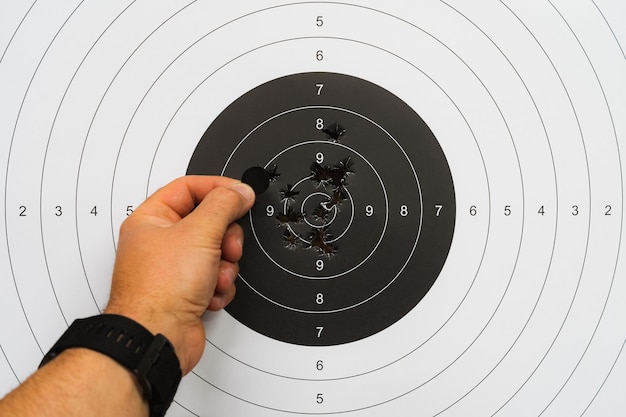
0;175;256;417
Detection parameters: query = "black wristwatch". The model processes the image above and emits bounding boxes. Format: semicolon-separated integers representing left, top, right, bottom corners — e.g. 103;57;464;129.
39;314;182;417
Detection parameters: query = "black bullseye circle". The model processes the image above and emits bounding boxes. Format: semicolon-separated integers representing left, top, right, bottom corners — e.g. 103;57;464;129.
187;72;456;345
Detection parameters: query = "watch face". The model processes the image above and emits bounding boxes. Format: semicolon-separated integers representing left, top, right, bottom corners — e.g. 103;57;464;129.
187;72;455;345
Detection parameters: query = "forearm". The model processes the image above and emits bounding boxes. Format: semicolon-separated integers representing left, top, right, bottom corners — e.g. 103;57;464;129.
0;348;148;417
0;177;254;416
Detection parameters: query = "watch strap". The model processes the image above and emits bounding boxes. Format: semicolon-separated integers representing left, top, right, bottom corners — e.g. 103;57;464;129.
40;314;182;417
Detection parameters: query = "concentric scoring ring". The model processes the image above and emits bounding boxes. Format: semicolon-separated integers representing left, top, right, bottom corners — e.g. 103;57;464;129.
248;140;388;281
187;72;455;346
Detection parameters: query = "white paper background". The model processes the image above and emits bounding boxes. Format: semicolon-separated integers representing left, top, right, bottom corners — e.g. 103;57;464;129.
1;1;625;416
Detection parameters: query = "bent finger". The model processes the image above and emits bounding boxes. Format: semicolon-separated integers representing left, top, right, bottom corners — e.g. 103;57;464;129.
181;183;255;242
221;223;244;263
207;282;237;311
133;176;243;225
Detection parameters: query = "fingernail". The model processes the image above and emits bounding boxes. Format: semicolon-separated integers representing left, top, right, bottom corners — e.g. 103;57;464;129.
229;183;255;202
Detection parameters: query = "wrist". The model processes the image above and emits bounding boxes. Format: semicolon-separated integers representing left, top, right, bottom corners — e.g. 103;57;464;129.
103;304;192;373
40;315;182;417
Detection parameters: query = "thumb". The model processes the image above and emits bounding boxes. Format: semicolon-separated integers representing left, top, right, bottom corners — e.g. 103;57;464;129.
181;182;255;242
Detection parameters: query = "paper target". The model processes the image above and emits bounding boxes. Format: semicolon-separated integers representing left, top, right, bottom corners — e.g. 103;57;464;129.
1;1;625;416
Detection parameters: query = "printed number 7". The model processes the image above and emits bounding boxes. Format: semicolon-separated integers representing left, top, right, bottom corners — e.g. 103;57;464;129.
316;326;324;337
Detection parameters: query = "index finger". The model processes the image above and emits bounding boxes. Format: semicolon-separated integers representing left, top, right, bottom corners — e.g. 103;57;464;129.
132;176;243;225
180;181;255;239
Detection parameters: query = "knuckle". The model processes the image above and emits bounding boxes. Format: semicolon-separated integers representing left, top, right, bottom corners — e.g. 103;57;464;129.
210;187;245;213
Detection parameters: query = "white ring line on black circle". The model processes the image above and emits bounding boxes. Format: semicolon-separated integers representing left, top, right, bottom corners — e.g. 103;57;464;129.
270;163;354;246
146;28;491;384
3;0;88;354
246;140;393;290
233;118;397;282
283;181;354;241
243;136;395;280
296;190;341;231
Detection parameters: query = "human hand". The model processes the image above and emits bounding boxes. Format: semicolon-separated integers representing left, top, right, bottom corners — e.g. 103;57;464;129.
104;176;255;374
